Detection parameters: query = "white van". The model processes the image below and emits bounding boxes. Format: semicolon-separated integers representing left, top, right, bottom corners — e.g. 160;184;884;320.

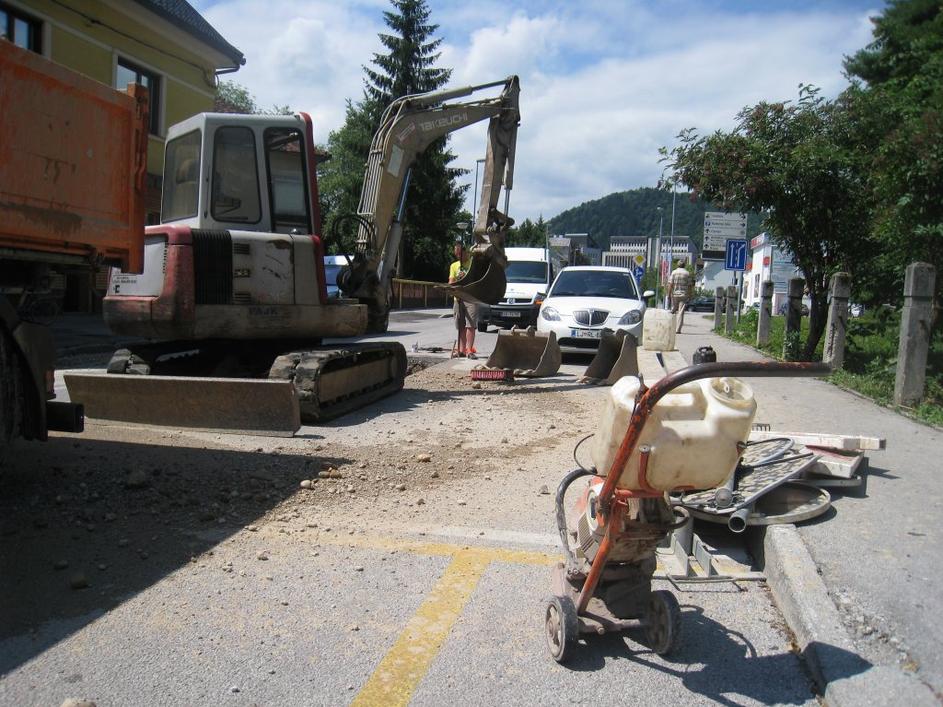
323;255;350;298
479;247;555;331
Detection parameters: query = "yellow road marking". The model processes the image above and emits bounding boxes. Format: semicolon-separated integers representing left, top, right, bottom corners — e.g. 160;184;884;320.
351;551;491;707
313;532;559;566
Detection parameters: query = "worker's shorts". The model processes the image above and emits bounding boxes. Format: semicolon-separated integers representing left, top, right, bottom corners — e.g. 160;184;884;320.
454;299;479;329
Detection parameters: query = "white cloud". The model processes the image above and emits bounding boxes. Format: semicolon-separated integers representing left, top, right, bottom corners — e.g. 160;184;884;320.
194;1;878;225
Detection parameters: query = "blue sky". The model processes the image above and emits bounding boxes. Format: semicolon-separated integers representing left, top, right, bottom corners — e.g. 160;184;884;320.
194;0;882;223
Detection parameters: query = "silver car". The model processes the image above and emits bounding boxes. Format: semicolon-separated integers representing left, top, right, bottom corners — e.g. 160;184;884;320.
537;266;653;353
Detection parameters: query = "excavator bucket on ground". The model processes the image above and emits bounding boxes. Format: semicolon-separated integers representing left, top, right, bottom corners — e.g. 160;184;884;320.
441;254;507;305
579;330;639;385
478;326;561;377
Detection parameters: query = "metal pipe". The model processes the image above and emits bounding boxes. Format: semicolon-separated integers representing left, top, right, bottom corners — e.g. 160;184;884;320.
728;505;752;533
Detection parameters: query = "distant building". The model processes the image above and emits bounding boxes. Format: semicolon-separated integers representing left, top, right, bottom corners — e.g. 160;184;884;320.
743;232;802;312
604;236;696;269
550;233;599;266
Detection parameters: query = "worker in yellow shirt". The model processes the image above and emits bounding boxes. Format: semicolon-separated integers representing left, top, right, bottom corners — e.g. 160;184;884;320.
449;239;478;358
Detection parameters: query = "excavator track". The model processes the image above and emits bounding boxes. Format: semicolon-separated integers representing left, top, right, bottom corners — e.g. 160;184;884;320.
269;342;407;423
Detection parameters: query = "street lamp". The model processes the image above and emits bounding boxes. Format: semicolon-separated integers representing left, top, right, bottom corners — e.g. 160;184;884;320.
656;206;664;308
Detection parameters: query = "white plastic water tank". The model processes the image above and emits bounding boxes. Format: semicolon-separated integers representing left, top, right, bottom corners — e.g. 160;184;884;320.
590;375;757;491
642;309;676;351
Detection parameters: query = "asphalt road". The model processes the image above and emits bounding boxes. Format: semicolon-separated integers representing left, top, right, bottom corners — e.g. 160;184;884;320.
2;309;820;706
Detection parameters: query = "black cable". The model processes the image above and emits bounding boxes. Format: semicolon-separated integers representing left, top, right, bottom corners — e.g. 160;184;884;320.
571;432;595;473
555;468;593;568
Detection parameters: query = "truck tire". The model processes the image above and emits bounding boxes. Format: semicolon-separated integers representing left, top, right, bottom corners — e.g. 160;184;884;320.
0;326;24;457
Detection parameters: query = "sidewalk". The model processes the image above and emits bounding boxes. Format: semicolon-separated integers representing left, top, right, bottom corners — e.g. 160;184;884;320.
675;312;943;698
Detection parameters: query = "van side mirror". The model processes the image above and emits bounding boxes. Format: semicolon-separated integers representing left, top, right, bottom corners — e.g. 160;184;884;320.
643;290;655;298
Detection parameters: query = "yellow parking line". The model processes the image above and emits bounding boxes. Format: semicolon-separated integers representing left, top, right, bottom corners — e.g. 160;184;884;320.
351;551;491;707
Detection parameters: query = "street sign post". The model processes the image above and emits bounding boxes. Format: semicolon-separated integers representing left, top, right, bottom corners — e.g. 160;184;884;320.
724;239;748;271
633;264;645;282
703;211;747;261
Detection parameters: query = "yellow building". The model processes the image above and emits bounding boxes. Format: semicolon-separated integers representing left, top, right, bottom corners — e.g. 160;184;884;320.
2;0;244;220
1;0;243;308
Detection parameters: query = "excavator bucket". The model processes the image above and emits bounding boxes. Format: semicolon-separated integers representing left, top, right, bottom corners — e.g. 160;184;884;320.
579;330;639;385
442;255;507;305
479;326;561;377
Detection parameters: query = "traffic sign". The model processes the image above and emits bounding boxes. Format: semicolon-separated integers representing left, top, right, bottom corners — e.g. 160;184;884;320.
632;254;645;267
632;264;645;282
725;239;748;271
703;211;748;259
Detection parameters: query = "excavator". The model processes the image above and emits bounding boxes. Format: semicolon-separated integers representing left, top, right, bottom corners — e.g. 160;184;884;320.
65;76;520;432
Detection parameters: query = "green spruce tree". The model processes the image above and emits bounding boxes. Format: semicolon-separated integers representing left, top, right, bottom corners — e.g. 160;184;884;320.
320;0;465;281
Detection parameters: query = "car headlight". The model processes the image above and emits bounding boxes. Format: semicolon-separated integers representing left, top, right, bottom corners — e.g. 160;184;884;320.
541;306;561;321
618;309;642;325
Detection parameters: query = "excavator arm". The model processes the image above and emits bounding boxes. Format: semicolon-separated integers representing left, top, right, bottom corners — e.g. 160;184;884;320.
338;76;521;331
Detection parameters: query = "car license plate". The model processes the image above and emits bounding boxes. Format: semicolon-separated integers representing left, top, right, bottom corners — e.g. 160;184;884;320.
502;311;521;318
570;328;601;339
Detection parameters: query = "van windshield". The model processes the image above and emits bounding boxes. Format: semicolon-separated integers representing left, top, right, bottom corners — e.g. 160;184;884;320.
506;261;548;284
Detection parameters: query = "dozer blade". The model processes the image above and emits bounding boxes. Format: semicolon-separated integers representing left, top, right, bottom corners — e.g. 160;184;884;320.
580;329;639;385
479;326;561;377
64;373;300;436
440;255;507;305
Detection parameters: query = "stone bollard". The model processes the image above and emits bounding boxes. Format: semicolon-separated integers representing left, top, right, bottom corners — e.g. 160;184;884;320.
824;272;852;369
783;277;804;361
725;285;737;334
713;286;724;331
894;263;936;407
757;280;774;347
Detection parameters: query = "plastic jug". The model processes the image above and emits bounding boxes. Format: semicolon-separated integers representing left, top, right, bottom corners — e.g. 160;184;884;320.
590;375;757;491
642;309;676;351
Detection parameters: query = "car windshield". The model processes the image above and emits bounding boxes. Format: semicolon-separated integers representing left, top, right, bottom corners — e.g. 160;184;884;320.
505;261;548;284
549;270;639;299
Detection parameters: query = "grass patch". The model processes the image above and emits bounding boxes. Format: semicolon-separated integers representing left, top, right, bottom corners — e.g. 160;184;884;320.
716;308;943;427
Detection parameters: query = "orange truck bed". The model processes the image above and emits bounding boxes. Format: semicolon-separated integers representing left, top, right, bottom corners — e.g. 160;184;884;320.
0;40;147;273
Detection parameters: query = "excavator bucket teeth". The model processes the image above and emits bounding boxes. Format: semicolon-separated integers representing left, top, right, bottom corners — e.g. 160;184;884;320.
64;373;301;436
443;256;507;305
479;326;561;377
580;330;639;385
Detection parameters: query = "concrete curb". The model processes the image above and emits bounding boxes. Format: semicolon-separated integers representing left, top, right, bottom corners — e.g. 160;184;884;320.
758;524;938;706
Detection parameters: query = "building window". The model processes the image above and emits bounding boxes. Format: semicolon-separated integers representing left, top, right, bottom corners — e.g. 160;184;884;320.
0;2;42;52
116;58;161;135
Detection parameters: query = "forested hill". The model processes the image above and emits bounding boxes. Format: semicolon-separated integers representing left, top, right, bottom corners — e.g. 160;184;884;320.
546;187;765;251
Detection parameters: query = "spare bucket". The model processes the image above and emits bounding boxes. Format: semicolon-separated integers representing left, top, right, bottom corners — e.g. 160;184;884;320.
479;326;561;377
580;329;639;385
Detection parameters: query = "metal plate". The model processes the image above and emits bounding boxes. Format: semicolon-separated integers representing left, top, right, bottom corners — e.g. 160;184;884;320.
681;451;817;515
688;482;831;527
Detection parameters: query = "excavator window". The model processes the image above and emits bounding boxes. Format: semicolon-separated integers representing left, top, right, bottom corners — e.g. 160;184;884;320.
211;126;261;225
161;129;201;222
264;127;311;234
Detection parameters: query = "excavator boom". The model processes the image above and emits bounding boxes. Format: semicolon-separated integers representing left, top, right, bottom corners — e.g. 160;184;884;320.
341;76;521;328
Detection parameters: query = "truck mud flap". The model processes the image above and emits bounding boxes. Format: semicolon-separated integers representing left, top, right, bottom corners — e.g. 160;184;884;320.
440;256;507;305
580;330;639;385
64;373;300;436
478;326;561;377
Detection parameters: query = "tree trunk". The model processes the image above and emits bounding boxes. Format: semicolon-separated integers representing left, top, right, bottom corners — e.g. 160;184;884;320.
803;286;829;361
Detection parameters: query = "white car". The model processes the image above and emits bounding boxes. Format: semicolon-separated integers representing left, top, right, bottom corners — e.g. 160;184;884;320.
537;266;654;353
